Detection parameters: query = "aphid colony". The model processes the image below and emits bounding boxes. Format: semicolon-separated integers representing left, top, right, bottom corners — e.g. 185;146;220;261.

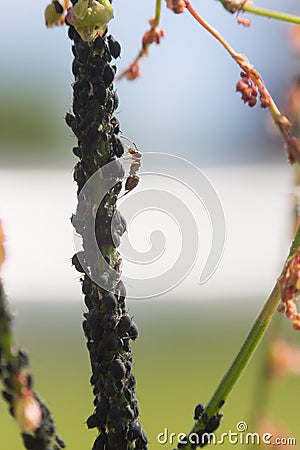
66;34;122;195
67;19;148;450
66;31;140;200
80;281;146;450
176;401;224;449
1;345;65;449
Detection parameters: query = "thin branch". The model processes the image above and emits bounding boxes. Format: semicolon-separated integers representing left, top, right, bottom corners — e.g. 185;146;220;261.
218;0;300;26
118;0;164;80
183;0;300;164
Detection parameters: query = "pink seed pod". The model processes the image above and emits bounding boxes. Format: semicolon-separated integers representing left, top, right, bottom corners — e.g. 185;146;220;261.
166;0;186;14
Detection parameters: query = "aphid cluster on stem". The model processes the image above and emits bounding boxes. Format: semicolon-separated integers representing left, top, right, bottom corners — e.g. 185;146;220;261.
82;282;146;449
67;4;148;448
176;401;224;449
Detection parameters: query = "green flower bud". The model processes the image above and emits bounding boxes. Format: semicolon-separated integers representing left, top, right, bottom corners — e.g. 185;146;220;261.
44;1;64;28
66;0;114;42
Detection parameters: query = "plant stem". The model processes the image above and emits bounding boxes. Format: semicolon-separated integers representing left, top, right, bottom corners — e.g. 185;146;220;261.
118;0;163;79
219;0;300;26
181;225;300;448
184;0;300;164
67;17;148;449
203;283;279;419
155;0;162;25
0;267;65;450
184;0;280;113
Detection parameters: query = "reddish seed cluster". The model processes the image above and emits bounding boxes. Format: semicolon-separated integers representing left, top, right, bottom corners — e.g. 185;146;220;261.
119;17;165;81
166;0;186;14
236;71;271;109
285;135;300;165
236;72;258;107
123;62;141;81
142;27;165;49
259;86;270;109
236;17;251;27
278;250;300;330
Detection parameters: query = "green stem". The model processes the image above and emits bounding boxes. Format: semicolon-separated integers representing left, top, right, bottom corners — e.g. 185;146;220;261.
203;283;279;418
182;225;300;448
248;314;282;449
154;0;162;26
126;0;162;66
219;0;300;25
289;219;300;253
242;4;300;25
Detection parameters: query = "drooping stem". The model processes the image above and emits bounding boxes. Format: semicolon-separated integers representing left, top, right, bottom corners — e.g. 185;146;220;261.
184;0;280;115
218;0;300;26
183;0;300;164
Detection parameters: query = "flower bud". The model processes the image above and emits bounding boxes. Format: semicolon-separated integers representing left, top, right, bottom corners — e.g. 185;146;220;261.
44;1;65;28
166;0;186;14
66;0;114;42
13;389;42;433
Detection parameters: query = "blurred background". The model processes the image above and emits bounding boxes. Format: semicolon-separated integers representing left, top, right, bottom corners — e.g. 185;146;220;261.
1;0;300;448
